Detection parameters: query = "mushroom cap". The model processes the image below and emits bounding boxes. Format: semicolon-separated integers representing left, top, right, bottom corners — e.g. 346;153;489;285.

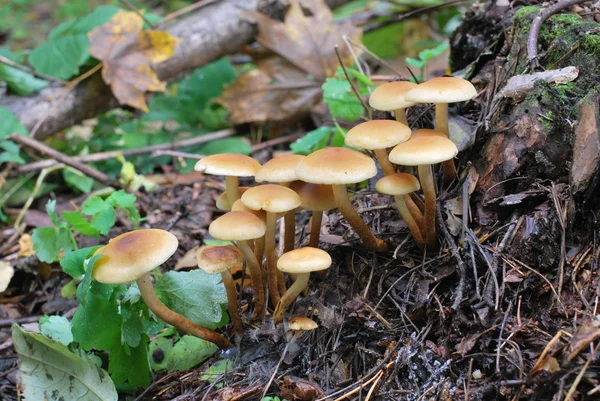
209;211;266;241
389;129;458;166
376;173;421;195
404;76;477;104
194;153;261;177
277;247;332;273
216;187;250;211
231;199;267;221
255;154;306;183
295;147;377;185
345;120;411;150
289;181;336;212
92;229;178;284
197;245;242;274
241;184;301;214
288;315;318;331
369;81;419;111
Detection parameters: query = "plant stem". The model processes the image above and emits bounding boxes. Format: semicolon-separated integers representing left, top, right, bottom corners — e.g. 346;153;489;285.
220;269;243;334
394;108;408;125
418;164;437;249
225;176;240;207
309;211;323;248
136;273;233;349
253;236;265;265
273;273;310;324
374;148;395;176
265;212;281;307
405;195;425;233
236;240;265;320
394;195;425;249
332;184;387;251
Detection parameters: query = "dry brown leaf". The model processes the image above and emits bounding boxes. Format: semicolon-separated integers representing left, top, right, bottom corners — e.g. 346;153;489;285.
219;0;362;124
18;234;35;257
88;11;181;111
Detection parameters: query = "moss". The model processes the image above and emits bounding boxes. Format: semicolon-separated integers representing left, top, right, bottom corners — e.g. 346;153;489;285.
538;110;554;132
582;32;600;55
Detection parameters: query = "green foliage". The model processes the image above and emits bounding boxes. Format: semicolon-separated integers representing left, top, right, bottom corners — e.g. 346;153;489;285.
31;200;76;263
321;67;372;122
63;167;95;193
39;315;74;346
0;47;48;95
150;335;218;372
405;42;449;81
291;126;345;155
0;107;28;172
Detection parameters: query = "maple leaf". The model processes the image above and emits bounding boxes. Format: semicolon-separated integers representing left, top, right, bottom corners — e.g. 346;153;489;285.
219;0;362;125
88;11;181;111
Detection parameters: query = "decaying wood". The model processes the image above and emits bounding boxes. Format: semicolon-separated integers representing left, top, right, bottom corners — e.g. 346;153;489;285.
0;0;348;140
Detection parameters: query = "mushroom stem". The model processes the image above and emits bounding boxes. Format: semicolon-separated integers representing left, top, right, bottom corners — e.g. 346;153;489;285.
253;236;265;266
405;195;425;234
273;273;310;324
417;164;437;249
225;176;240;207
309;211;323;248
411;192;425;212
265;212;282;307
374;148;396;176
394;195;425;249
331;184;388;251
434;103;457;181
394;108;408;125
220;269;243;334
284;211;296;253
236;240;266;319
136;273;233;349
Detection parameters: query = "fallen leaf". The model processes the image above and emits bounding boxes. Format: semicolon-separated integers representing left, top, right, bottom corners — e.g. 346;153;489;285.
88;10;181;111
18;234;35;257
281;376;324;401
219;0;362;124
0;262;15;293
568;315;600;361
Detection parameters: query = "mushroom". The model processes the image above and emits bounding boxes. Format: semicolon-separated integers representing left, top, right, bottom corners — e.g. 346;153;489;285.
209;211;267;320
287;315;318;340
369;81;418;125
92;229;233;349
255;154;306;253
195;154;261;207
404;77;476;180
389;129;458;248
375;173;425;249
231;199;267;265
197;245;244;334
288;181;337;248
241;184;302;306
216;187;250;211
273;247;331;324
345;120;411;176
295;147;387;251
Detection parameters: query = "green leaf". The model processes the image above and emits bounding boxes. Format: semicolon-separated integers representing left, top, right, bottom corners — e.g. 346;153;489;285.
39;315;74;346
148;337;173;371
31;227;60;263
0;106;28;140
165;335;218;373
106;190;136;209
82;196;107;215
12;324;118;401
63;168;94;193
29;34;90;80
322;78;364;122
196;137;252;156
49;6;121;39
405;57;425;68
120;297;146;348
62;211;100;238
46;199;60;227
108;336;151;388
418;42;449;61
0;140;25;165
155;270;228;330
291;126;336;155
60;246;101;278
0;48;48;95
90;206;116;235
76;254;108;306
71;290;122;351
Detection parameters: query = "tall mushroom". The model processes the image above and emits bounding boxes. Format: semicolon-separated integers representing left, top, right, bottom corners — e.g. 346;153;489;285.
288;181;337;248
241;185;302;305
369;81;418;125
295;147;387;251
197;245;244;335
209;211;267;320
195;154;261;207
273;247;332;324
389;129;457;248
231;199;267;264
92;229;233;349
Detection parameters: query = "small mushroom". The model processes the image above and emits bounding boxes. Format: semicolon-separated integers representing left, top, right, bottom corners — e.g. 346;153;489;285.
216;187;250;211
231;199;267;264
197;245;244;334
369;81;418;125
93;229;233;349
273;247;331;324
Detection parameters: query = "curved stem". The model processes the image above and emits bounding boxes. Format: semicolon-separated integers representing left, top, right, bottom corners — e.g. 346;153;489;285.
374;148;395;176
418;164;437;249
237;240;265;320
434;103;457;181
309;210;323;248
136;273;233;349
394;108;408;126
225;176;240;208
332;184;388;251
265;212;281;307
284;211;296;253
253;236;265;266
220;270;243;334
411;192;425;212
394;195;425;249
405;195;424;234
273;273;309;324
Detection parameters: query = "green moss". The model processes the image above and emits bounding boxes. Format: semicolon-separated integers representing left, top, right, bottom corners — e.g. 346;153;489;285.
538;110;554;132
582;32;600;55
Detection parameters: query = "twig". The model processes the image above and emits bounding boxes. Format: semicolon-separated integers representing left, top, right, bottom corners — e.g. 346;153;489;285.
16;129;235;173
0;55;67;84
9;134;120;188
334;45;372;120
118;0;156;28
527;0;587;69
260;342;290;400
436;205;467;310
157;0;219;27
250;132;303;152
13;165;63;230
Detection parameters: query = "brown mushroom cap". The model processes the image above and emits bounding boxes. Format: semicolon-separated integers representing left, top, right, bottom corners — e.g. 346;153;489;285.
295;147;377;185
289;181;336;211
194;154;261;177
288;315;318;331
241;184;301;214
231;199;267;221
404;77;477;104
216;187;250;211
197;245;243;274
389;129;458;166
376;173;421;196
92;229;178;284
255;154;306;183
209;211;266;241
369;81;419;111
277;247;332;273
345;120;411;150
